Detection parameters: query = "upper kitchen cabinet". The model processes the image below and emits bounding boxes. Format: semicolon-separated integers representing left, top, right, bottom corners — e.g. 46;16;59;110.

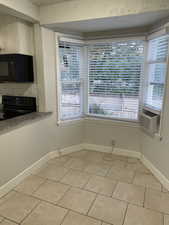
0;15;34;56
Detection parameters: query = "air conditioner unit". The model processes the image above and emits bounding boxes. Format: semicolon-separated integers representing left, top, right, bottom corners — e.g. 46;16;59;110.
140;110;159;135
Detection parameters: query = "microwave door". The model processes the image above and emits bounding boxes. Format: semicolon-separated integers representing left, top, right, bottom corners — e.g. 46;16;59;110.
0;61;15;82
9;61;15;81
0;62;9;81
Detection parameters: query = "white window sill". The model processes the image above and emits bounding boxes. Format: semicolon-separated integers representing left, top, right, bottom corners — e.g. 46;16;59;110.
57;115;140;128
57;117;84;127
143;105;161;115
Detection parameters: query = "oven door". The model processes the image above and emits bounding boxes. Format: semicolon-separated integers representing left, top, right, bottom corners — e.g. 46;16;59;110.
0;61;15;82
3;108;33;119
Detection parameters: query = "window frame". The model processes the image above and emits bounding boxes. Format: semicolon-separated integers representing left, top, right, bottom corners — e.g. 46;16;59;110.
143;34;169;114
57;38;85;121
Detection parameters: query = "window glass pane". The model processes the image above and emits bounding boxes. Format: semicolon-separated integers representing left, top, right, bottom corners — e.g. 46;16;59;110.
145;63;166;110
148;63;166;84
59;42;82;120
88;40;144;120
148;35;169;61
61;82;81;119
145;34;169;111
146;84;164;110
59;43;80;81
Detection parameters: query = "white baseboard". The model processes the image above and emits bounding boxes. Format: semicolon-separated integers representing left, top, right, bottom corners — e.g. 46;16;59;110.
83;143;141;159
49;144;83;159
49;150;59;159
83;143;111;153
1;142;169;198
114;148;141;159
0;153;50;198
60;144;84;156
141;155;169;191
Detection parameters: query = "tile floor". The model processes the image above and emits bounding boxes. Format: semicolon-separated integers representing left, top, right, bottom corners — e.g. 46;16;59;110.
0;150;168;225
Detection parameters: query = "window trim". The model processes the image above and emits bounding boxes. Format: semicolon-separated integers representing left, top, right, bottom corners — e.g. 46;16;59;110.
56;35;62;123
58;39;84;121
143;34;169;112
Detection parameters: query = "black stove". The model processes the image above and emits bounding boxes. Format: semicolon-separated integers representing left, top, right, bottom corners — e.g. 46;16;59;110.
1;95;36;120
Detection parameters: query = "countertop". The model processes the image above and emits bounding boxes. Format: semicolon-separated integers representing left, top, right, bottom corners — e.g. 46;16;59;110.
0;112;52;135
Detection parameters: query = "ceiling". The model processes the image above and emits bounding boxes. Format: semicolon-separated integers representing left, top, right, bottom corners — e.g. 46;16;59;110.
30;0;72;5
47;10;169;33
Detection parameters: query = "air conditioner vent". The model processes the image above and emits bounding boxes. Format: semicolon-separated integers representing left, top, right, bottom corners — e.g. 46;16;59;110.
140;110;159;135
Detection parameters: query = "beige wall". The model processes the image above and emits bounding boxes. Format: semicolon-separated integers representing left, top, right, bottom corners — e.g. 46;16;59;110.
0;115;84;186
40;0;169;25
0;116;53;186
84;119;141;152
0;0;39;22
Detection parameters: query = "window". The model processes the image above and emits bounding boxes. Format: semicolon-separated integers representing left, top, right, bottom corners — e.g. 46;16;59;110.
145;35;169;111
59;41;83;120
88;40;144;120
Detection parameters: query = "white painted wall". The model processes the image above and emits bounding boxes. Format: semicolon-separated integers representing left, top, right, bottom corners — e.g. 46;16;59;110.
84;119;141;152
40;0;169;25
0;115;84;186
0;116;53;186
0;0;39;22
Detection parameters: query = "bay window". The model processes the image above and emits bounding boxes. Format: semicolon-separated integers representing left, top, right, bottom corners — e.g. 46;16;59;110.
58;34;169;123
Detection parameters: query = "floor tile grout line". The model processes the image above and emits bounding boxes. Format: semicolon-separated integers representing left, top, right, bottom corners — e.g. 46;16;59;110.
60;208;103;225
122;203;129;225
111;180;119;197
59;209;70;225
86;193;98;216
19;199;41;224
163;213;164;225
110;194;145;208
14;181;112;201
0;216;20;225
143;186;147;208
30;177;48;195
144;204;169;215
55;184;72;205
81;173;93;189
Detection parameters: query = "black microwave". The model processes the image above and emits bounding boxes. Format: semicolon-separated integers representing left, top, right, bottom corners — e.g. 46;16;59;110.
0;54;34;83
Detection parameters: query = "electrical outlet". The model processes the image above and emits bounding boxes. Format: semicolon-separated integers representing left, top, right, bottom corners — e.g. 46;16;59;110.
112;140;116;146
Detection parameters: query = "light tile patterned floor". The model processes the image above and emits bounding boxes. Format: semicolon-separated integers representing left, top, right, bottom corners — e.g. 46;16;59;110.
0;150;168;225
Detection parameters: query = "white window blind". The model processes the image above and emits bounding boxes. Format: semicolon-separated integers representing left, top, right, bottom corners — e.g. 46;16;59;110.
59;41;82;120
88;40;144;120
145;35;169;111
